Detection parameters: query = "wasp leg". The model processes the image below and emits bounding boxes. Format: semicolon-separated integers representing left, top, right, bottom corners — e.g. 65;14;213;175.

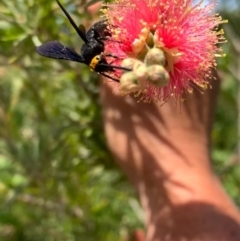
98;36;122;44
100;72;120;83
102;53;120;59
99;63;132;72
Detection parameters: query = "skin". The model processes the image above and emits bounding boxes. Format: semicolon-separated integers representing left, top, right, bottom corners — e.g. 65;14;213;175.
101;73;240;241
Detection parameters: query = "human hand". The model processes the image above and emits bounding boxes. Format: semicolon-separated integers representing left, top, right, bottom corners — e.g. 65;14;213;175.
101;72;240;241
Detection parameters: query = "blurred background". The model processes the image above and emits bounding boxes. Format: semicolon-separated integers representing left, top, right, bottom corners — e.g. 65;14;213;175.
0;0;239;240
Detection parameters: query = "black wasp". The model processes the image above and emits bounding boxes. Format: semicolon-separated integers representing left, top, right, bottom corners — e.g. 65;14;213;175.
36;0;129;82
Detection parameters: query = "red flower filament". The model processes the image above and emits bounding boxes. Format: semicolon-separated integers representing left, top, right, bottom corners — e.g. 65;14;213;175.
102;0;227;102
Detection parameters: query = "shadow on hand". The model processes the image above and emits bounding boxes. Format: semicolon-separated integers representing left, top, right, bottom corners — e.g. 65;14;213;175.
100;74;240;240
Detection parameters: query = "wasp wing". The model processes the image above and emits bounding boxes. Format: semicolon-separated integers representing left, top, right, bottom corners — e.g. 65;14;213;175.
36;41;84;63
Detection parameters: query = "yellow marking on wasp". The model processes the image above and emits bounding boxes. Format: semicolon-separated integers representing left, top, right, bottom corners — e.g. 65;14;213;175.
89;55;101;70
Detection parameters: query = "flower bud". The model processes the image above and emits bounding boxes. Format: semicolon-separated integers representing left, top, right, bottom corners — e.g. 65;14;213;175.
132;60;148;81
120;72;140;94
132;38;145;55
120;72;148;95
121;58;135;70
145;47;165;66
147;65;169;87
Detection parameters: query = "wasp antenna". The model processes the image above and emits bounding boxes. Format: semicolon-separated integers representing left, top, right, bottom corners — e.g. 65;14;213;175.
56;0;88;43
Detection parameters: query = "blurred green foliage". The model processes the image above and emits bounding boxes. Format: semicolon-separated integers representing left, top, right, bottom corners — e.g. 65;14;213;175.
0;0;142;240
0;0;239;240
213;1;240;206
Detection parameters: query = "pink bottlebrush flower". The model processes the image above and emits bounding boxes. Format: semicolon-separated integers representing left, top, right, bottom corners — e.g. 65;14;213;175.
102;0;227;102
